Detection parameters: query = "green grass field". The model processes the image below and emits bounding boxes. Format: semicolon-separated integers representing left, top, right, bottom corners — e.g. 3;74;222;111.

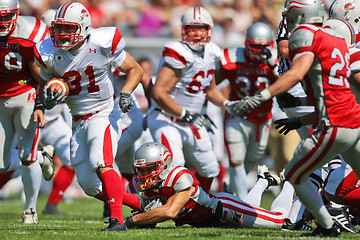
0;193;358;239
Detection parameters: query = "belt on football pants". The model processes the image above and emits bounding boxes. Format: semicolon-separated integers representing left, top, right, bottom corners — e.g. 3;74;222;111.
72;111;100;122
154;108;186;123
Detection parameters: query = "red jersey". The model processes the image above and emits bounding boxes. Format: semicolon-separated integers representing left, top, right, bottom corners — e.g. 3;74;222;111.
0;16;48;98
219;47;278;124
289;24;360;128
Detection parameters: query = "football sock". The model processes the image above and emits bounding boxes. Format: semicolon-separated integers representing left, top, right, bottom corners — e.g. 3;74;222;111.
99;169;124;223
22;162;42;211
0;170;15;188
123;192;141;211
229;165;248;199
244;178;268;206
287;196;306;223
271;181;294;216
47;166;75;204
294;179;334;228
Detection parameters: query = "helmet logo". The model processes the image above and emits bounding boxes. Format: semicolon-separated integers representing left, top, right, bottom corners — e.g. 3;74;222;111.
344;3;355;12
80;9;88;20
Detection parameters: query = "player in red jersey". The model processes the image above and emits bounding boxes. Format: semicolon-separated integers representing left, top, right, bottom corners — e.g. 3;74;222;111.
216;22;278;199
0;0;54;223
233;0;360;237
122;142;296;229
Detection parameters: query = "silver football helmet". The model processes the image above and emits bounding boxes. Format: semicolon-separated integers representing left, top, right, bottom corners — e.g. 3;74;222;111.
133;142;172;190
329;0;360;31
0;0;19;37
181;6;213;51
323;18;356;47
52;2;91;50
285;0;325;32
245;22;274;61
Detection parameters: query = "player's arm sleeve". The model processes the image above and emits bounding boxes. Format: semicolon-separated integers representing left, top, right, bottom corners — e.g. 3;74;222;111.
173;172;194;193
162;42;189;70
288;28;315;61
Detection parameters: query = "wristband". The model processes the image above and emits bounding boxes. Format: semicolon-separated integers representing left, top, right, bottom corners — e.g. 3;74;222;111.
179;108;186;118
223;100;229;107
260;89;272;101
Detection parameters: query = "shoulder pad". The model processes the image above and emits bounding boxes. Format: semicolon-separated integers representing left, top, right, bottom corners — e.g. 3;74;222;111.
220;47;245;65
206;41;221;59
162;41;194;69
13;16;48;42
90;27;125;56
289;24;316;52
164;166;194;192
34;38;56;69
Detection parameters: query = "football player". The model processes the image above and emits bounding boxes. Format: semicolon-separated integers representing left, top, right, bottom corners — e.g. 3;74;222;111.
34;2;143;231
123;142;296;229
147;6;242;192
216;22;278;199
234;0;360;236
0;0;54;223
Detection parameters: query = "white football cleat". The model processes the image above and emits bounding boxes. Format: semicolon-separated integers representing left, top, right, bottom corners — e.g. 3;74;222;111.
23;208;38;224
40;145;55;181
257;165;268;180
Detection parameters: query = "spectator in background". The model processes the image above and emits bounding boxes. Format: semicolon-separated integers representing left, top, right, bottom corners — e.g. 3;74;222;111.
134;0;172;37
249;0;279;31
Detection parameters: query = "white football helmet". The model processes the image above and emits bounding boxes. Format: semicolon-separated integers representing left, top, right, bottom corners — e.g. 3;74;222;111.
245;22;274;61
323;18;356;47
329;0;360;31
133;142;172;190
285;0;325;32
0;0;19;37
181;6;213;51
52;2;91;50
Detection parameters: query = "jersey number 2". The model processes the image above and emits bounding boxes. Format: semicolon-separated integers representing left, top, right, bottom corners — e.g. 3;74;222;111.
329;48;350;87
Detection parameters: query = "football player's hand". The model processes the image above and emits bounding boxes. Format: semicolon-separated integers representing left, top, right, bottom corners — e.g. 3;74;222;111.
119;92;133;113
262;47;277;70
274;117;302;135
224;92;268;118
143;198;163;212
33;110;46;128
202;114;217;134
43;85;64;110
181;110;205;129
276;93;301;109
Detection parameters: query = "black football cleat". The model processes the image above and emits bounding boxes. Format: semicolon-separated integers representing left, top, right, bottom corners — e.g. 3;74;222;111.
301;223;341;237
281;218;313;231
327;207;359;233
102;217;127;231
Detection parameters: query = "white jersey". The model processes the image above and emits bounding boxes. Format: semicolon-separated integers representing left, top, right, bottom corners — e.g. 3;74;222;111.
150;41;221;114
35;27;127;115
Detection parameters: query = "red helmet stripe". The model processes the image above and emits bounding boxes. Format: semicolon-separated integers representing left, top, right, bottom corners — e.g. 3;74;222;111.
58;2;74;19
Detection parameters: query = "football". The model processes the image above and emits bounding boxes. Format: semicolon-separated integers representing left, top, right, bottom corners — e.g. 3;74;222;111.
45;77;69;98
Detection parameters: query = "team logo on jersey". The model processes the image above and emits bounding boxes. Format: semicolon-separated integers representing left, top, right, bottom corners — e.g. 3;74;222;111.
80;9;89;20
55;54;64;62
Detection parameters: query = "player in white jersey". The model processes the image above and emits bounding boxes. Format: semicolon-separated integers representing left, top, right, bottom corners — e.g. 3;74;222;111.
0;0;55;223
33;2;143;231
121;142;296;229
147;6;241;192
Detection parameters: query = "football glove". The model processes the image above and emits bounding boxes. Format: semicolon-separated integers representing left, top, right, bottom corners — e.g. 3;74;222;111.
119;92;133;113
262;47;277;70
143;198;163;212
43;86;65;110
274;117;302;135
181;110;205;129
276;93;302;109
202;114;217;134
